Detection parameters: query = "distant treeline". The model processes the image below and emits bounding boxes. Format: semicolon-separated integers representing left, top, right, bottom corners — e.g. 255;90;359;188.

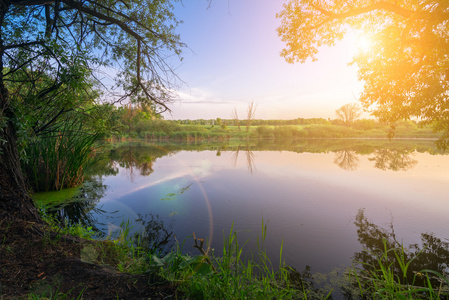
176;117;330;126
88;103;438;141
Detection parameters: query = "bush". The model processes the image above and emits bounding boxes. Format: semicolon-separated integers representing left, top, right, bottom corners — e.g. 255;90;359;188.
136;119;182;136
352;119;379;131
304;124;360;138
256;126;274;139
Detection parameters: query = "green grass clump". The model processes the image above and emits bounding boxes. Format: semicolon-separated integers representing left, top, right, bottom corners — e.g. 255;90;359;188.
21;120;101;192
349;238;449;299
37;203;97;241
33;204;449;299
149;221;328;299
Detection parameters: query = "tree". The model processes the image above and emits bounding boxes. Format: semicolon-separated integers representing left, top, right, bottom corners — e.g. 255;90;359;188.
231;107;241;131
0;0;183;221
246;101;257;132
335;103;361;126
277;0;449;145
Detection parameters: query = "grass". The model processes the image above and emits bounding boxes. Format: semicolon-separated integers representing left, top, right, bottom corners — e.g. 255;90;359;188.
148;220;310;299
32;203;449;299
349;238;449;299
117;120;441;142
21;120;101;192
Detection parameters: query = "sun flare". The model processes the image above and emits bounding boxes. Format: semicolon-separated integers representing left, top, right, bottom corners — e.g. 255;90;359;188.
355;33;373;53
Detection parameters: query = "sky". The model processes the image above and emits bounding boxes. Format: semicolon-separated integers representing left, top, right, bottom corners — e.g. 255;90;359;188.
162;0;365;120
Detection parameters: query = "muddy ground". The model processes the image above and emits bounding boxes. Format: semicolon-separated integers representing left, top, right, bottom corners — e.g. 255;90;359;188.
0;219;181;299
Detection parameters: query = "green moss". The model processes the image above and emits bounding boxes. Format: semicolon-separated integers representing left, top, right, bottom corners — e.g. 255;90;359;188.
33;186;82;207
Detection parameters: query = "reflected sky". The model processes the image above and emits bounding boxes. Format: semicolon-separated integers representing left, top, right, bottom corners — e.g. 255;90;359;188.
88;143;449;274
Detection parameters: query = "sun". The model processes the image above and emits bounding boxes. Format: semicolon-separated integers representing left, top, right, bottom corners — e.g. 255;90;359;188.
354;32;373;53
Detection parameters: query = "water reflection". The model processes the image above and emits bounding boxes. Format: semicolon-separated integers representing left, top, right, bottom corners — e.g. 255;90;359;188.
286;210;449;299
134;213;174;255
91;143;173;181
44;139;449;298
334;150;359;171
349;209;449;294
232;144;256;174
93;140;447;175
46;179;107;233
333;148;419;171
92;140;446;174
369;149;418;171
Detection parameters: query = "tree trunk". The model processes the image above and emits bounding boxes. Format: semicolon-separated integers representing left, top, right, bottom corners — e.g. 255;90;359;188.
0;1;41;222
0;118;41;222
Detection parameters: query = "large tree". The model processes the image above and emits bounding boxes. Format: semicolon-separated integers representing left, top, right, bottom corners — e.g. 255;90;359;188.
277;0;449;145
336;102;361;125
0;0;183;221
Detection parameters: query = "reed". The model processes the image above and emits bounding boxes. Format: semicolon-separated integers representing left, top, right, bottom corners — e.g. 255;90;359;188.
148;220;327;299
33;208;449;299
350;238;449;299
22;120;101;192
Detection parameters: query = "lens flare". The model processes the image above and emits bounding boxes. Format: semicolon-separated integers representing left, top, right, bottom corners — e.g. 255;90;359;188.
355;33;372;53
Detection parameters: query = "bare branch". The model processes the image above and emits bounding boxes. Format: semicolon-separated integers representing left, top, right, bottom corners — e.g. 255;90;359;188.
61;0;142;41
4;40;45;50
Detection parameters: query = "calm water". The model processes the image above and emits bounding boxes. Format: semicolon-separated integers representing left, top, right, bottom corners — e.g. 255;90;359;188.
49;139;449;278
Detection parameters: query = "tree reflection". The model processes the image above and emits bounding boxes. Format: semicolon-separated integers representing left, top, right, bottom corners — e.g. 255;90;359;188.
111;146;155;180
46;178;107;233
232;144;256;174
334;150;360;170
350;209;449;294
88;143;165;181
369;149;417;171
134;213;174;255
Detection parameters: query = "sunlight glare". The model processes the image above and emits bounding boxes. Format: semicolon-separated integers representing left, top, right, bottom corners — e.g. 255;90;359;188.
355;33;373;53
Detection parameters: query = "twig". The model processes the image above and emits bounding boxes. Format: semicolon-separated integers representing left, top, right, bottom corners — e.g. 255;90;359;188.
192;232;217;273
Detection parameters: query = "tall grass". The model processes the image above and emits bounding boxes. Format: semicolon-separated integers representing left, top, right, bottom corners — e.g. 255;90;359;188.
34;205;449;299
22;120;101;192
349;238;449;299
148;220;328;299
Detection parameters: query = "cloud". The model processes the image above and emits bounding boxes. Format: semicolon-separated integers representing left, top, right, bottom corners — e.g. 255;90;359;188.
175;87;242;105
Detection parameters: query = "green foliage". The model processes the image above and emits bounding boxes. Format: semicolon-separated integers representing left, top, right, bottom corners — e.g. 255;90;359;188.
136;119;183;137
303;124;360;138
352;119;381;131
103;116;439;141
5;59;104;194
148;221;323;299
349;239;449;299
30;204;449;299
21;120;101;192
37;203;97;241
277;0;449;145
347;209;449;299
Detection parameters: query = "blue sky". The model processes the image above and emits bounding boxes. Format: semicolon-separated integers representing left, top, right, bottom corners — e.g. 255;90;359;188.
163;0;364;120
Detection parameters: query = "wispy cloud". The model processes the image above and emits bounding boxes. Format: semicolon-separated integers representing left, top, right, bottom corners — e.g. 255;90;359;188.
175;87;241;105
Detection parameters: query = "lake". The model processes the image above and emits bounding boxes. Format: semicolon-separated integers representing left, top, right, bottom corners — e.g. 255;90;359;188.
45;139;449;289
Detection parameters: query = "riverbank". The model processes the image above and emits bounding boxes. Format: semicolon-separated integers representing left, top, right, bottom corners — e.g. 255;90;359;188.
0;218;179;299
106;120;441;142
2;213;449;299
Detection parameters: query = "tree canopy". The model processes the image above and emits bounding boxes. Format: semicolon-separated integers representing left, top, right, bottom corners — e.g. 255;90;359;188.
3;0;183;111
277;0;449;145
336;103;361;125
0;0;184;220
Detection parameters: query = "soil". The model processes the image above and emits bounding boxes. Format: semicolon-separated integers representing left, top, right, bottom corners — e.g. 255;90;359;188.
0;219;181;299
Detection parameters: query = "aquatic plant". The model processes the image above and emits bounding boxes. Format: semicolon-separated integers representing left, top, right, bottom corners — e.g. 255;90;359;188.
22;120;101;192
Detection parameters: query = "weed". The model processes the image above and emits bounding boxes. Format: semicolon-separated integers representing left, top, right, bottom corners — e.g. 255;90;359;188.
350;238;449;299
